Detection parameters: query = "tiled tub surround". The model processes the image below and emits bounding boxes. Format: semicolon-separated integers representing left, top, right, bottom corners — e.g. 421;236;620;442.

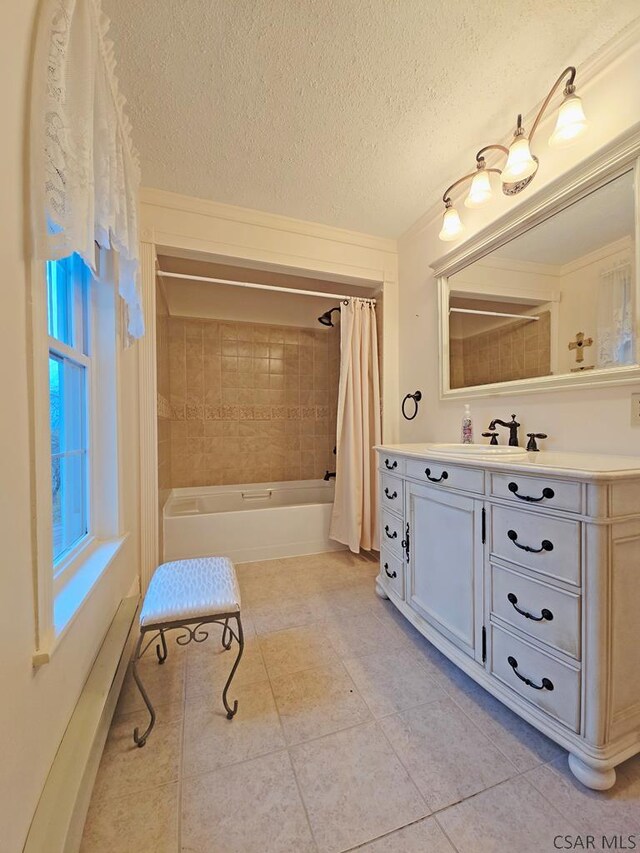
167;317;340;487
450;310;551;389
81;551;640;853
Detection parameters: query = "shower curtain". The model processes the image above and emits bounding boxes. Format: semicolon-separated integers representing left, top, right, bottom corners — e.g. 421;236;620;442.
597;261;634;368
330;298;381;554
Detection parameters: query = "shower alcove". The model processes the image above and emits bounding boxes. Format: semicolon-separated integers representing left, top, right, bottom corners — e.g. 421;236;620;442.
156;255;381;562
137;196;399;589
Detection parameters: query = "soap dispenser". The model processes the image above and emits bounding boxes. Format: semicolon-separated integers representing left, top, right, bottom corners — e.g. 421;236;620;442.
461;404;473;444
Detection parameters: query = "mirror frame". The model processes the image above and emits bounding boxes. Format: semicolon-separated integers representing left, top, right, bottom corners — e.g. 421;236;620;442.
434;127;640;399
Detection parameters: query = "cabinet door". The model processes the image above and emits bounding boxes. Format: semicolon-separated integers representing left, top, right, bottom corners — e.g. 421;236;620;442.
406;482;484;661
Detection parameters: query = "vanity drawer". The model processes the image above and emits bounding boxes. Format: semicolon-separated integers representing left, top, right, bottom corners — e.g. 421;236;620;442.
491;505;581;586
490;625;580;732
491;473;582;514
381;509;404;560
490;563;580;659
380;548;404;599
380;472;404;516
379;453;405;476
405;459;484;495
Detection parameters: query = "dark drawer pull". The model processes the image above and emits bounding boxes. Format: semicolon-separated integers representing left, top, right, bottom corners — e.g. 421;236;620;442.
384;562;397;579
507;529;554;553
508;482;555;503
384;525;398;539
384;487;398;500
425;468;448;483
507;656;554;691
507;593;553;622
384;459;398;470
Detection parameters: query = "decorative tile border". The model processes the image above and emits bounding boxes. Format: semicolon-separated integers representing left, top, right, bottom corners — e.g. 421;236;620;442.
157;393;172;420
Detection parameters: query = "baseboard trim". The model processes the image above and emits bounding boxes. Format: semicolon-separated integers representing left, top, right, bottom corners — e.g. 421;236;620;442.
24;595;139;853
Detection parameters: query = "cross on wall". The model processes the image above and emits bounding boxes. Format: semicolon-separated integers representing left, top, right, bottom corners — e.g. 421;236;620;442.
568;331;593;363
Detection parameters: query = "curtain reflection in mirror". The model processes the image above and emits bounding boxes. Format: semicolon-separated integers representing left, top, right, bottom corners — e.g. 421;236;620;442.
597;261;634;368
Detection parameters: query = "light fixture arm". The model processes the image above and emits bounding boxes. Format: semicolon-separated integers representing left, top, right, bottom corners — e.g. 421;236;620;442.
529;66;576;142
442;166;502;204
475;144;509;165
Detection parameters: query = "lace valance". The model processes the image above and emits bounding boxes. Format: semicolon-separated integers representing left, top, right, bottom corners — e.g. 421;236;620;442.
30;0;144;338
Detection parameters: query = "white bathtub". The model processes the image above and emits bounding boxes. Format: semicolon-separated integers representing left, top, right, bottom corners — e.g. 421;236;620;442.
163;479;346;563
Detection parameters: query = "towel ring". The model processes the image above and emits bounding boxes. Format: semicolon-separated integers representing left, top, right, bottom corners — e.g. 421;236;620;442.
401;390;422;421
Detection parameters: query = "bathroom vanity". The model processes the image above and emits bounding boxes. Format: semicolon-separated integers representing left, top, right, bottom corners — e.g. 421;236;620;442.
376;443;640;790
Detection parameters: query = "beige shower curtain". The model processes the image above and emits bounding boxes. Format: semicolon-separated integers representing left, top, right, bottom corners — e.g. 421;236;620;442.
330;298;381;553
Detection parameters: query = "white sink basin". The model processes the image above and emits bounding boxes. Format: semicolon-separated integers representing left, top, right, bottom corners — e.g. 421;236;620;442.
430;443;528;457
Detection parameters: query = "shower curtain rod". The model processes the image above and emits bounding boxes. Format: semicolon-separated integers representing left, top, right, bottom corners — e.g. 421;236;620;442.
449;307;539;321
157;270;376;303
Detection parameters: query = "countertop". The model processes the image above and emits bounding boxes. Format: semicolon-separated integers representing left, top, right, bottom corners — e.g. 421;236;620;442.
375;444;640;481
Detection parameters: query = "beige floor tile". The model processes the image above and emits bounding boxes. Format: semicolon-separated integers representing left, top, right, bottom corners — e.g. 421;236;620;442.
250;595;331;635
379;697;516;811
439;668;566;772
259;623;338;679
437;775;574;853
342;647;447;718
290;721;428;853
354;817;456;852
115;651;185;718
91;714;182;802
186;634;267;700
182;679;285;776
181;750;316;853
323;612;408;658
271;662;371;745
526;754;640;835
80;781;178;852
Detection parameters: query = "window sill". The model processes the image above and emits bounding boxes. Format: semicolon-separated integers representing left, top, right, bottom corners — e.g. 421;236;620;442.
33;535;129;666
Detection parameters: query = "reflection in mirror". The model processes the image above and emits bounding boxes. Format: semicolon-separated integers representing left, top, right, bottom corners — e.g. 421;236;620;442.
447;169;636;390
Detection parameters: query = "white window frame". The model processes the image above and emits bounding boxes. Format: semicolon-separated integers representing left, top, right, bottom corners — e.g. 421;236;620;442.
31;249;126;664
48;255;92;587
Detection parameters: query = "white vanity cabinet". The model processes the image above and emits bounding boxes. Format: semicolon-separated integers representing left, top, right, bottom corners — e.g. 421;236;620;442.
375;444;640;791
406;483;483;662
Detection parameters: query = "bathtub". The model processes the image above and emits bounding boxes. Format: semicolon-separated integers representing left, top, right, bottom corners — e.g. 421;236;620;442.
162;479;346;563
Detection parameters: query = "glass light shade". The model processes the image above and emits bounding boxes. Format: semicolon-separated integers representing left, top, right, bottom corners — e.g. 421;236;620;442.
549;93;587;148
438;206;464;241
501;136;537;184
464;169;493;208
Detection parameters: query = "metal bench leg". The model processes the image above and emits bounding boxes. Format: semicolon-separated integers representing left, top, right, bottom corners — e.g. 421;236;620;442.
222;614;244;719
222;617;232;650
132;631;156;747
155;628;168;664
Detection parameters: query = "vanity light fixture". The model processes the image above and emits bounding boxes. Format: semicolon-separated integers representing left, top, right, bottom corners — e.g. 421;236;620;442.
438;200;465;241
439;66;588;241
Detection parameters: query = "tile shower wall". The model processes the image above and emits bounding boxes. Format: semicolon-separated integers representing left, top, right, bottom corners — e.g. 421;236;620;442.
450;311;551;389
156;283;172;496
167;317;340;487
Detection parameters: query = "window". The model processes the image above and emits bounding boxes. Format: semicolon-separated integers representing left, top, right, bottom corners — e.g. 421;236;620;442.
33;247;124;659
47;255;91;567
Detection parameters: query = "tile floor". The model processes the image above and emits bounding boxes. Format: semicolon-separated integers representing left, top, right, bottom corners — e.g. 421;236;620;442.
81;551;640;853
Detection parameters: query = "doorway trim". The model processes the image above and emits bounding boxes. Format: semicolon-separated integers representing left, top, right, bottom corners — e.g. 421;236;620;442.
137;188;399;591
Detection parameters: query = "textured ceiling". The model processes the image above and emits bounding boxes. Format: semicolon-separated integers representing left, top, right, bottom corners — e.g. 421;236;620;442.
104;0;640;237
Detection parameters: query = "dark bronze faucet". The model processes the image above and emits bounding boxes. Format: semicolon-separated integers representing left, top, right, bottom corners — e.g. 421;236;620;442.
488;414;520;446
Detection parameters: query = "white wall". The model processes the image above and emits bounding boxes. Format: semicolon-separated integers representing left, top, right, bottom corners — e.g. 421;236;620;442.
397;32;640;454
0;7;140;850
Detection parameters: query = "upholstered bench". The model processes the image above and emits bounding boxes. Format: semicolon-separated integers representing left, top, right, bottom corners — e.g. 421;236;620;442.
131;556;243;747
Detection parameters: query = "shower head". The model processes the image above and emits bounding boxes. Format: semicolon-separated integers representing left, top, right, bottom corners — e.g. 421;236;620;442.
317;306;340;327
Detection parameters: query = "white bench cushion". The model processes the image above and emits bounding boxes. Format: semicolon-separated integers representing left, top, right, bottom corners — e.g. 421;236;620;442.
140;557;241;628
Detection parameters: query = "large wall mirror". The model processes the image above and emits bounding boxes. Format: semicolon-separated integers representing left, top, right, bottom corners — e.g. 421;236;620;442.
436;141;639;398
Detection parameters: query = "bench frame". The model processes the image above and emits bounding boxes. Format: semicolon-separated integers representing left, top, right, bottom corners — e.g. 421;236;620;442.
131;611;244;746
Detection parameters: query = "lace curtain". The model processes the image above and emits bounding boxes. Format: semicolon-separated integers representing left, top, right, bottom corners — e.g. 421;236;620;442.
596;261;634;368
30;0;144;338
